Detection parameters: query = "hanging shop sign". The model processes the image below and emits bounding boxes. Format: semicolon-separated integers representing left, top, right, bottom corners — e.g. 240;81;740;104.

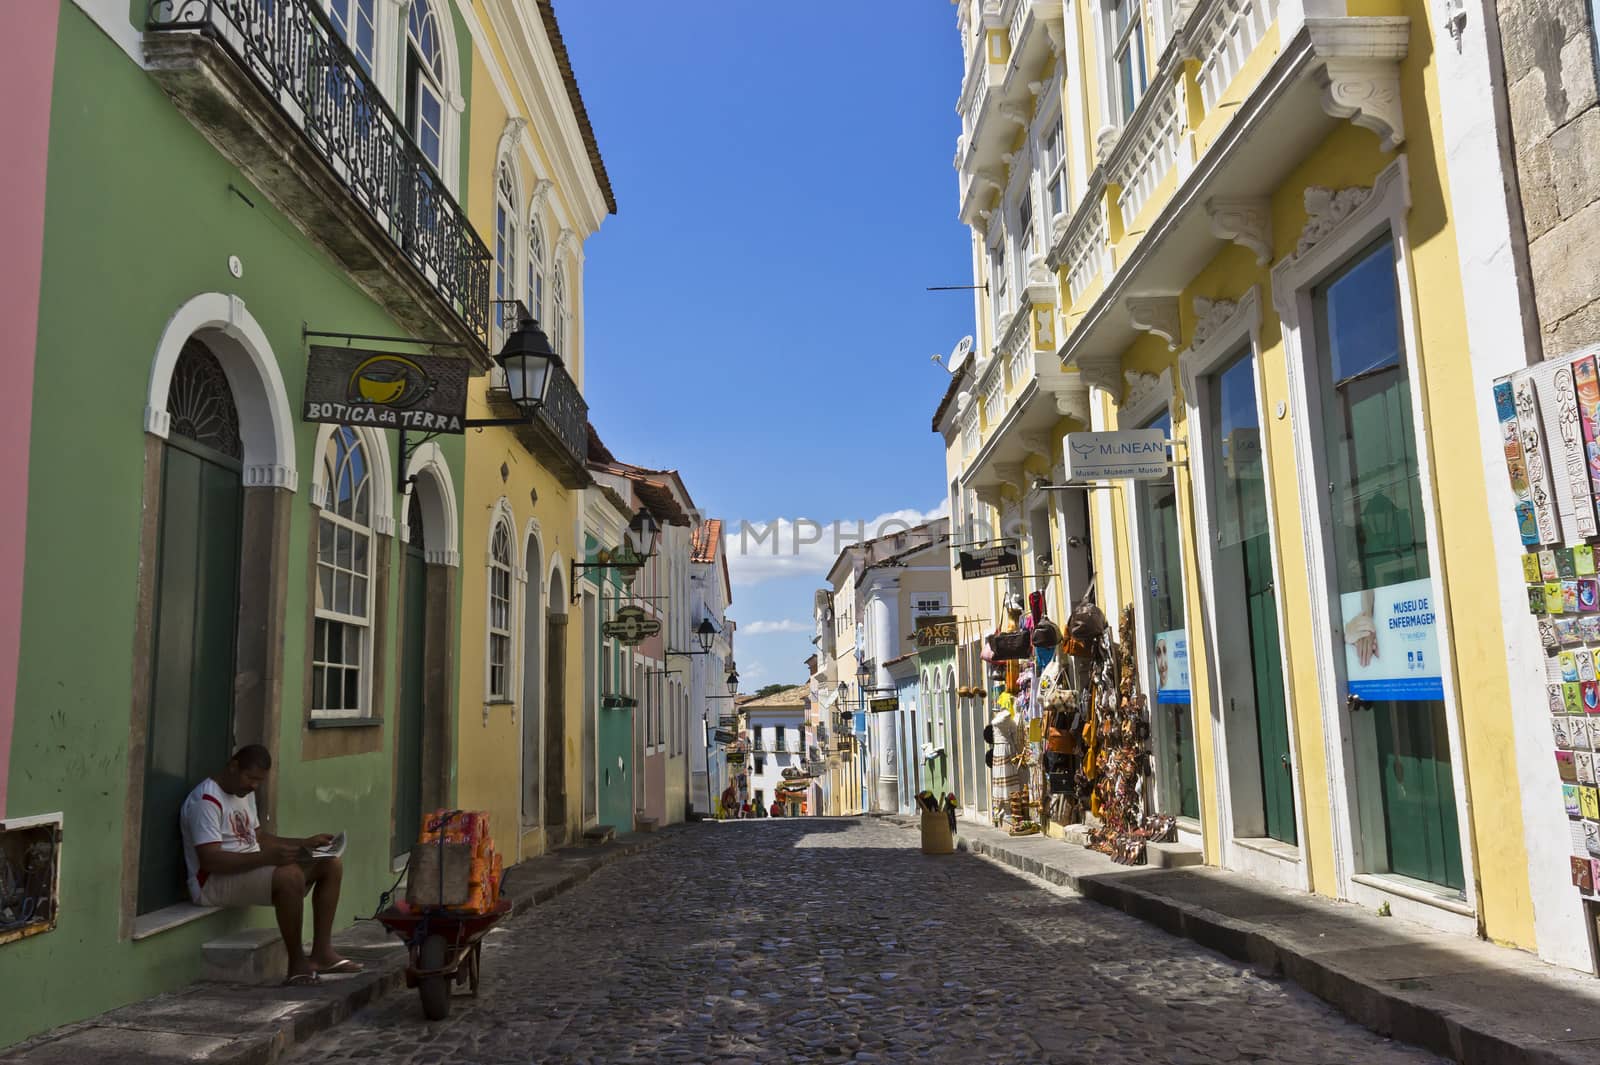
1340;578;1444;701
302;346;469;431
713;728;737;744
914;615;959;649
600;694;637;710
1153;629;1191;705
1065;428;1169;480
868;696;899;713
602;605;661;646
958;545;1020;579
725;752;746;767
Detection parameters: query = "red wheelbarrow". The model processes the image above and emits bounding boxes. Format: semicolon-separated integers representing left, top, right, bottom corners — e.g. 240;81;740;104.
374;899;511;1020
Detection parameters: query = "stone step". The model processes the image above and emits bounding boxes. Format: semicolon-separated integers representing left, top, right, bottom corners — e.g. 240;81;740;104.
582;824;616;845
1146;841;1203;868
634;816;658;833
200;926;285;985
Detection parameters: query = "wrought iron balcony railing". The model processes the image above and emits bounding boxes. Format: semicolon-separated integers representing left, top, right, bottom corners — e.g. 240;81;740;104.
148;0;491;350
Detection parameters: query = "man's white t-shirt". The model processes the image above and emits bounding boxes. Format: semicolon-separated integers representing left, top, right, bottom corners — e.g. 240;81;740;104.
180;778;261;904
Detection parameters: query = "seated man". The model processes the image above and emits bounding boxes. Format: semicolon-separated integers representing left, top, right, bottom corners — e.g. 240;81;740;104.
180;744;362;985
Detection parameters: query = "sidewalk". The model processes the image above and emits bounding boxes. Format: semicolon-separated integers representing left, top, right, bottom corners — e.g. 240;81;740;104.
0;827;684;1065
883;812;1600;1065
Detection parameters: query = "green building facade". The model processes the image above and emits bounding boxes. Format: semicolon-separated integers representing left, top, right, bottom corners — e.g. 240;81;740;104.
0;0;487;1043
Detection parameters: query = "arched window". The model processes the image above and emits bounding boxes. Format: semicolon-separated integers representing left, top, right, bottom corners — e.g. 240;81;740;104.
487;519;514;700
315;427;375;718
328;0;377;74
167;339;242;460
552;263;568;356
493;160;518;343
406;0;447;170
527;218;546;327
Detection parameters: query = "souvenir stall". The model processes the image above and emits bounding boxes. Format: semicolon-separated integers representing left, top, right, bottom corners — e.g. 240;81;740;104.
983;589;1176;863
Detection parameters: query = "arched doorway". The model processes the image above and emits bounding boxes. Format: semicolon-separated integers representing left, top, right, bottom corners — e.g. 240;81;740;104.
138;339;244;913
544;569;568;841
521;536;544;827
394;491;428;857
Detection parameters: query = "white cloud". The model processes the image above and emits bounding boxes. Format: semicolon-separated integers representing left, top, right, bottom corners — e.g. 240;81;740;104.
740;619;810;636
723;500;950;588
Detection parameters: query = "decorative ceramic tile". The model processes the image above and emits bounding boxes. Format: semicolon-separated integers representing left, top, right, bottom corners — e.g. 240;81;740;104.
1553;365;1597;536
1494;379;1540;545
1572;355;1600;506
1514;375;1561;544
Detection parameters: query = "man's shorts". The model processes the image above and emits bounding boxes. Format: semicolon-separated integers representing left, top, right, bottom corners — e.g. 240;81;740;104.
197;865;311;908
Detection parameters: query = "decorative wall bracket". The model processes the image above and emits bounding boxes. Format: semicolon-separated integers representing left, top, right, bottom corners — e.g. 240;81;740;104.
995;462;1030;497
1053;374;1093;424
1205;197;1273;265
1307;18;1410;152
973;483;1007;510
1076;352;1122;395
1126;295;1182;350
999;103;1030;130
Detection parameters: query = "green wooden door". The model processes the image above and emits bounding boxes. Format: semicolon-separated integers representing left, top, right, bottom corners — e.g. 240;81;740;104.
139;437;242;912
1315;238;1463;891
598;703;633;833
393;542;427;858
1244;530;1296;843
1140;412;1199;820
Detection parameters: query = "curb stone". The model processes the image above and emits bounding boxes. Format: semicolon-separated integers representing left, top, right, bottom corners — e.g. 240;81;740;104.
0;825;687;1064
879;813;1600;1065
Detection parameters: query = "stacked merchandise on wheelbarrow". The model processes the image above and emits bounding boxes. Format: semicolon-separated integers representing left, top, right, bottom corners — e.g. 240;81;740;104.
418;809;504;914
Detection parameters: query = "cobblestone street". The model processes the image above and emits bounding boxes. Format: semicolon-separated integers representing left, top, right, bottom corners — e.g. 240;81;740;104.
286;818;1443;1065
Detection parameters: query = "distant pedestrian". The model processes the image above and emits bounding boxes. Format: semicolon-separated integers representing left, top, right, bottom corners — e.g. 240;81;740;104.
719;785;737;820
770;801;783;818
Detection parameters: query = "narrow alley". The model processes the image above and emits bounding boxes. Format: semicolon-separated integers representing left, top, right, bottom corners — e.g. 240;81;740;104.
283;818;1442;1065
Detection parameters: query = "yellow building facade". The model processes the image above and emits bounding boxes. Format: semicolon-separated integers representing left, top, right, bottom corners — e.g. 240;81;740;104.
944;0;1539;951
454;0;614;862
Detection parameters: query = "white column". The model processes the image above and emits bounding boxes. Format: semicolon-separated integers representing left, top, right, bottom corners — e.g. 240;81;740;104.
868;581;902;813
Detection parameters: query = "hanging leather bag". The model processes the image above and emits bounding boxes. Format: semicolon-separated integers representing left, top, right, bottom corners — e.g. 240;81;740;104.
1031;617;1061;648
987;630;1032;661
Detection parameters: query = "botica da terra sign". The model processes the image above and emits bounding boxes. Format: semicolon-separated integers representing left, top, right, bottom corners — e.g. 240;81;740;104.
302;345;470;431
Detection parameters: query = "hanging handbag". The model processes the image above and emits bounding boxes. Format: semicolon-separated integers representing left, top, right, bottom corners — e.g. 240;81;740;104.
1031;618;1061;648
1067;577;1105;644
987;630;1031;661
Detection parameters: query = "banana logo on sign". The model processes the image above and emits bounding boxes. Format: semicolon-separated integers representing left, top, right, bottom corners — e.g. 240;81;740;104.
347;354;435;409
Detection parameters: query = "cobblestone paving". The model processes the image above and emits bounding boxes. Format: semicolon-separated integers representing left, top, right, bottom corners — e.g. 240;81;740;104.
286;818;1444;1065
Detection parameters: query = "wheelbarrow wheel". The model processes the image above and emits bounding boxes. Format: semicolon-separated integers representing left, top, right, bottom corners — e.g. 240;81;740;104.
417;934;451;1021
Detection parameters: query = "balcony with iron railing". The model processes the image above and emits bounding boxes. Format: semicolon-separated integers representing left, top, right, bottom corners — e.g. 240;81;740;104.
486;362;590;487
146;0;492;362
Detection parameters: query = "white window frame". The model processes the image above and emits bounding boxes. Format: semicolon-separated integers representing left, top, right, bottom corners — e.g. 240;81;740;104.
1108;0;1149;124
492;160;519;348
527;216;546;328
1271;157;1477;929
1178;287;1309;891
912;594;949;619
313;426;378;720
989;236;1009;334
1043;115;1068;223
486;515;515;702
552;263;569;357
1014;187;1035;299
326;0;378;75
1118;371;1198;831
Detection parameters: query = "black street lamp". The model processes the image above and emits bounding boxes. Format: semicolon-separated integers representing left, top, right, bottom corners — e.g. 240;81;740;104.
726;670;739;694
696;618;716;653
496;312;561;413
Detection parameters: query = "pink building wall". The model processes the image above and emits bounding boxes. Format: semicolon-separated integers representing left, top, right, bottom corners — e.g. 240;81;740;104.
0;2;57;817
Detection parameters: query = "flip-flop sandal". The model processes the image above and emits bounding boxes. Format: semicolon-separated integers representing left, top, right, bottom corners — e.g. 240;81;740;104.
317;959;365;975
282;972;319;987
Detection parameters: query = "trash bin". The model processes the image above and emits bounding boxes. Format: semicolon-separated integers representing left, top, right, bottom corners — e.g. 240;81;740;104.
919;810;954;855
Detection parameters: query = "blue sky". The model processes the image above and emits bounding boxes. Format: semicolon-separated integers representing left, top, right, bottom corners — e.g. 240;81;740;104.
560;2;974;690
